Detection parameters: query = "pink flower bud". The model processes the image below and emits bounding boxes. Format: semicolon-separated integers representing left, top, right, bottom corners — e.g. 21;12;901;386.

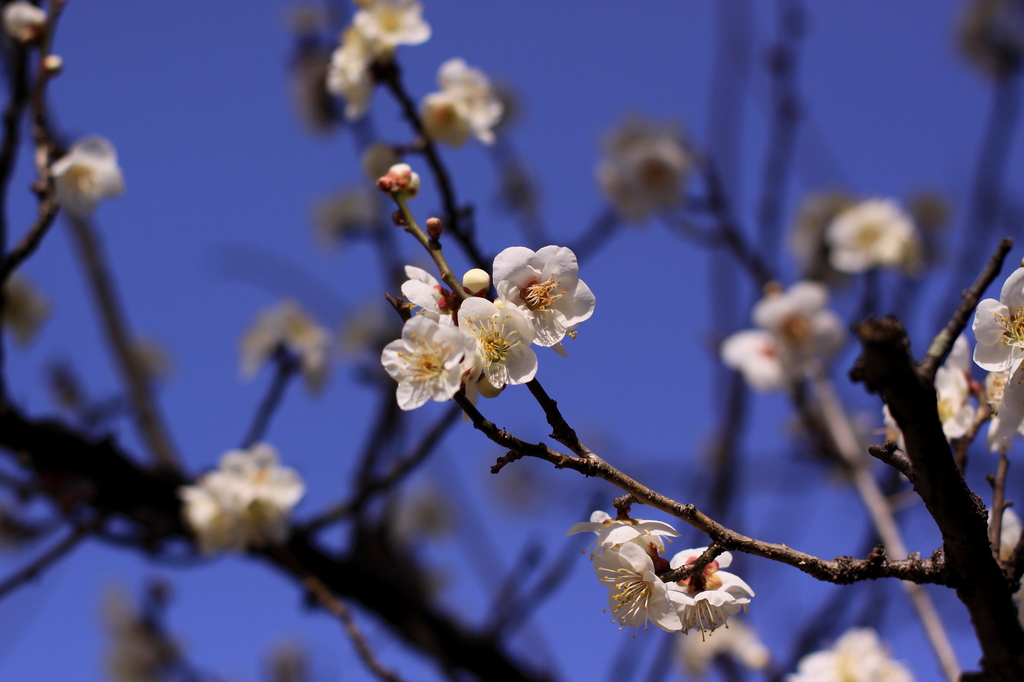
426;217;443;240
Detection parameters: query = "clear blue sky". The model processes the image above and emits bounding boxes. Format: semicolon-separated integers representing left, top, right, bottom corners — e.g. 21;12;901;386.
0;1;1020;680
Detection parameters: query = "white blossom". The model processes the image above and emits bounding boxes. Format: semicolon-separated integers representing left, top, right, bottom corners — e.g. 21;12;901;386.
825;199;921;274
401;265;453;323
566;510;680;557
51;137;125;218
3;2;46;43
326;27;375;121
492;245;595;348
676;617;770;678
241;299;332;394
352;0;430;52
458;297;537;389
381;314;474;410
973;266;1024;373
597;119;692;222
593;541;684;632
668;548;754;638
721;281;843;391
787;627;913;682
2;274;49;346
421;58;503;147
721;330;786;391
180;443;305;554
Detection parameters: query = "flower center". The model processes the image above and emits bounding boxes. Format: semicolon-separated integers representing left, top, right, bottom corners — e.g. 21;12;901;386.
605;568;651;625
677;558;723;595
523;279;565;311
401;334;447;381
468;314;519;364
378;6;402;33
852;221;884;249
999;306;1024;346
64;164;97;193
778;313;812;346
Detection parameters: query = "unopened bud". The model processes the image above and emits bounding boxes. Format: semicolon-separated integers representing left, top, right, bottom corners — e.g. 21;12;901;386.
462;268;490;295
426;217;443;240
377;162;421;199
477;375;505;399
42;54;62;75
391;210;406;227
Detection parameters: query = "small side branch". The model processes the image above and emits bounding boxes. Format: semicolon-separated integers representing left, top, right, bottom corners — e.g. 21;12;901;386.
240;346;298;449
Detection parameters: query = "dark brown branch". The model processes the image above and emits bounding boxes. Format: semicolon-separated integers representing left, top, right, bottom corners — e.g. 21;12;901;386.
457;392;946;586
0;523;90;602
526;379;593;458
660;544;726;584
66;217;180;470
850;316;1024;680
0;189;59;282
920;238;1013;382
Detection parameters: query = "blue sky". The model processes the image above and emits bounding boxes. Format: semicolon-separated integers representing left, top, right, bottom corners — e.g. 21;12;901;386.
0;1;1021;681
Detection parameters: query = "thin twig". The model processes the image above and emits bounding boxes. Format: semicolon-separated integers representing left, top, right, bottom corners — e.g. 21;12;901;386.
391;193;468;301
240;346;298;449
568;207;618;263
276;548;410;682
0;194;59;282
0;523;90;602
990;450;1010;561
920;238;1013;382
66;217;179;470
377;59;488;271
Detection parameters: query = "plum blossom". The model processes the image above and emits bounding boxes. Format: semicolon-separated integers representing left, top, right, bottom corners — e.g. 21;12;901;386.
458;297;537;389
3;2;46;43
180;444;305;553
974;266;1024;449
326;27;375;121
669;548;755;638
593;541;684;632
676;617;770;679
826;199;921;274
241;300;332;395
401;265;454;324
352;0;430;53
566;510;680;557
597;118;693;222
492;246;595;349
973;266;1024;373
51;137;125;218
721;281;843;391
720;330;786;391
381;314;474;410
787;627;913;682
421;58;503;147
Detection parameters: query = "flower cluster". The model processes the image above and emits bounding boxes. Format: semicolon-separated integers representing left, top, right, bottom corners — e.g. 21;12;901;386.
240;299;333;395
3;2;46;43
721;281;844;391
382;244;594;410
326;0;431;121
787;628;913;682
179;443;305;554
421;58;503;147
567;511;754;636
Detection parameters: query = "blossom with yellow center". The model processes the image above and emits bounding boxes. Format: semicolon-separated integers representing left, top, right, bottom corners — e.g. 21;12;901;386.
668;548;754;639
458;297;536;389
492;245;595;349
593;541;685;633
825;199;920;274
421;58;503;147
352;0;430;53
381;315;474;410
